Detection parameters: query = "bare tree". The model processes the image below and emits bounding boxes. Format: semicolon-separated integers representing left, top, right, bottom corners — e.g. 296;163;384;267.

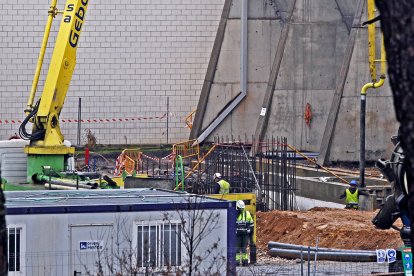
374;0;414;254
163;195;226;276
79;197;226;276
79;216;141;276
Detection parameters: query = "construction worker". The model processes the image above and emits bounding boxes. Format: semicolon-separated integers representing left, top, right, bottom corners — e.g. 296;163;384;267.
235;200;254;266
213;172;230;194
339;180;369;209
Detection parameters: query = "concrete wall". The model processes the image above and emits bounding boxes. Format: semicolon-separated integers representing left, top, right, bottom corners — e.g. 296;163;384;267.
1;0;398;162
195;0;398;163
295;176;378;210
0;0;224;144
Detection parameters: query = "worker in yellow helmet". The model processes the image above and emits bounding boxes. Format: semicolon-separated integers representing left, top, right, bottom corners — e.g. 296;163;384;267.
235;200;254;266
213;172;230;194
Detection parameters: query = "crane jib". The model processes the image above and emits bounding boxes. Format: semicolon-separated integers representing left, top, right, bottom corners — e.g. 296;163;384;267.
65;0;89;48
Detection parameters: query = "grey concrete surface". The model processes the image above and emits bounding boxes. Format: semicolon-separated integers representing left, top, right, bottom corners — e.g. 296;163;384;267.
195;0;398;164
295;176;382;210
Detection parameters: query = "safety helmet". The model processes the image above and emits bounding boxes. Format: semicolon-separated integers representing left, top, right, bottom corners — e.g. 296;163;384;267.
350;180;358;186
213;172;222;179
236;200;245;210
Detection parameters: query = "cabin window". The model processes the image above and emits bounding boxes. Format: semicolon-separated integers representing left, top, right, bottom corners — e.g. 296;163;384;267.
7;225;25;274
136;222;181;267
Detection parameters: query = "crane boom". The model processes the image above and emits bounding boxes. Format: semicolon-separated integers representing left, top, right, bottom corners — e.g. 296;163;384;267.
20;0;89;181
36;0;89;147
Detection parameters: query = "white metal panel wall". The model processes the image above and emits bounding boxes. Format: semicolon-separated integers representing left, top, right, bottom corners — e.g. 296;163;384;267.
0;0;224;144
6;208;228;276
0;140;28;184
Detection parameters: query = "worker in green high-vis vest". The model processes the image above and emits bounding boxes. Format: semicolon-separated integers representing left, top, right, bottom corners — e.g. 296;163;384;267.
339;180;369;209
213;173;230;194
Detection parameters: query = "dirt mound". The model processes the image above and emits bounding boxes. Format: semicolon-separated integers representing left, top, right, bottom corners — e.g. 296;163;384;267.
256;208;402;252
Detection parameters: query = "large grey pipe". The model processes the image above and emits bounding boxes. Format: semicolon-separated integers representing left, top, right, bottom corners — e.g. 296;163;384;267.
269;248;376;262
360;93;366;187
268;241;374;254
44;179;97;189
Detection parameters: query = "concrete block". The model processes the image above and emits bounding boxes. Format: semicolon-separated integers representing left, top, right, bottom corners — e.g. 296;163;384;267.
294;0;343;23
276;22;348;91
263;89;330;151
229;0;286;19
329;96;398;163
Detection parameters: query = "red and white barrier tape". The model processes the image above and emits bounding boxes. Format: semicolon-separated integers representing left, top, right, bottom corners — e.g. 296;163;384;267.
114;154;124;176
0;114;166;124
0;120;22;124
141;153;175;162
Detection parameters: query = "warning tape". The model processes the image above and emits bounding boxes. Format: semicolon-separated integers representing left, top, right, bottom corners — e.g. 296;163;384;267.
0;114;167;124
0;120;22;124
141;153;175;162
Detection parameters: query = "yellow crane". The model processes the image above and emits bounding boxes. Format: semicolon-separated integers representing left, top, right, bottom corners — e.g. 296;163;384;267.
19;0;89;182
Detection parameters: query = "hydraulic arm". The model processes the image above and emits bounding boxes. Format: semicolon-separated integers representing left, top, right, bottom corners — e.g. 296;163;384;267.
19;0;89;181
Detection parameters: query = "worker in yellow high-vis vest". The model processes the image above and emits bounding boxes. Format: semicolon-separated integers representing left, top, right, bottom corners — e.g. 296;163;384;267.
213;172;230;194
339;180;369;209
235;200;254;266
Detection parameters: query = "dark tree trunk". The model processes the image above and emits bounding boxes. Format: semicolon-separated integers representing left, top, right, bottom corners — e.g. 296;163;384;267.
0;187;7;275
375;0;414;253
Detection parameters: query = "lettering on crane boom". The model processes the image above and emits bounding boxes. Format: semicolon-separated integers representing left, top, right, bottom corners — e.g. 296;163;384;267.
64;0;88;48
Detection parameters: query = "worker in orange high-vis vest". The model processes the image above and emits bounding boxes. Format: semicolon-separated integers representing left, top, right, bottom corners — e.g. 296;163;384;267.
339;180;369;209
235;200;254;266
213;172;230;194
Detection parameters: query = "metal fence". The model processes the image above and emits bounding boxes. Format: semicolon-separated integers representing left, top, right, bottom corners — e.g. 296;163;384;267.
186;136;297;212
236;260;400;276
19;249;403;276
98;135;297;212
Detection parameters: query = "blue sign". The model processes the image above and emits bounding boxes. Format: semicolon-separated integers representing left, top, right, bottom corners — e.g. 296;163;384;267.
376;249;386;263
405;254;412;262
387;249;397;263
79;240;104;251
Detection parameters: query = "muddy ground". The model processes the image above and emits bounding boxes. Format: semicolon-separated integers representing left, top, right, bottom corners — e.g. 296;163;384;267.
256;207;402;253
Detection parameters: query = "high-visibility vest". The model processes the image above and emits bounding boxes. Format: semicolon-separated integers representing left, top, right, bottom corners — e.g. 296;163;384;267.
237;210;253;223
345;189;359;204
218;179;230;194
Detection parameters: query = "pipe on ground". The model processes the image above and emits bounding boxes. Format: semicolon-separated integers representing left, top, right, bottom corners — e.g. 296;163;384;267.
44;180;97;189
269;248;376;262
44;184;88;190
268;241;374;254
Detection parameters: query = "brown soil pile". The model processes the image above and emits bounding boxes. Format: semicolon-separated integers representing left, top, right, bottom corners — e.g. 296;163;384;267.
256;207;402;252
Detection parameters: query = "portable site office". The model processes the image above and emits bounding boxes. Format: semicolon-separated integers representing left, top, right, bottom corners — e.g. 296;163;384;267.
5;188;236;275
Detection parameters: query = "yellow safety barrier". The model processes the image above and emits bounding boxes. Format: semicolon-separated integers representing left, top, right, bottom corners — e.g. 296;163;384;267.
115;149;141;176
173;139;200;159
123;155;135;175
